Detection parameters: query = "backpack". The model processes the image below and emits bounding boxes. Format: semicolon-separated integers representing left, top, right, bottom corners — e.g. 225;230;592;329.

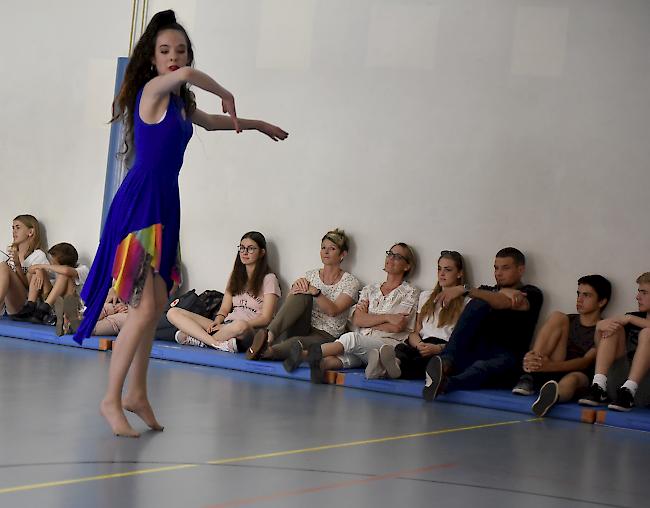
155;289;224;341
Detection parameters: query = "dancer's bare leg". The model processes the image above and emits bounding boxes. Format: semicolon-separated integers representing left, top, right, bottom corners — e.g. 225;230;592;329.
123;273;167;431
100;270;159;437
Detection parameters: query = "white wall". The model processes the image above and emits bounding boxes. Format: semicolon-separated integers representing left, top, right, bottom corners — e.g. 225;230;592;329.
2;0;649;319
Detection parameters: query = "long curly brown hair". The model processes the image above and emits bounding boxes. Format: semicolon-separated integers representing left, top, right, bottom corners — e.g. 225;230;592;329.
111;10;196;157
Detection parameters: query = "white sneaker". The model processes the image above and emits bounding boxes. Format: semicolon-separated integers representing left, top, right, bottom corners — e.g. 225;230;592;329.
211;338;237;353
175;330;205;347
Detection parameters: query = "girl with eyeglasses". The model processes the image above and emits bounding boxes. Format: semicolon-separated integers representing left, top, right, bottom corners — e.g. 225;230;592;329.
367;250;470;380
246;229;360;370
167;231;280;352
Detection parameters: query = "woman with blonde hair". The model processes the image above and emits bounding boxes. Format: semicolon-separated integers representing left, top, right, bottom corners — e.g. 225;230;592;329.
368;250;469;379
0;214;48;316
248;228;360;373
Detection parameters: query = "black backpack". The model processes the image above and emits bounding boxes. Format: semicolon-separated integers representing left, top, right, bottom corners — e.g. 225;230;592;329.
155;289;224;341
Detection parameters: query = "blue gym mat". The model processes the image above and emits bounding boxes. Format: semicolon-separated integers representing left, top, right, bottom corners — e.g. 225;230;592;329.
2;317;649;432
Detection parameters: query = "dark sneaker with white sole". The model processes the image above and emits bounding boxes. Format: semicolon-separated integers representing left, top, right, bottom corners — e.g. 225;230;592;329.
422;356;445;402
578;383;609;406
283;341;304;373
608;387;635;412
512;374;535;396
307;344;324;384
532;380;559;417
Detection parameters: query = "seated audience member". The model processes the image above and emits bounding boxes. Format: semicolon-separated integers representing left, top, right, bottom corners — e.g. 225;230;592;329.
511;275;611;417
91;288;129;337
0;214;47;316
422;247;543;401
366;250;469;380
12;242;89;325
248;229;360;371
579;272;650;411
167;231;280;352
307;243;419;383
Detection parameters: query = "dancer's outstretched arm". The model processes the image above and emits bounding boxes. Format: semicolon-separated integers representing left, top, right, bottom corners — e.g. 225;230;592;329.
142;67;240;130
191;109;288;141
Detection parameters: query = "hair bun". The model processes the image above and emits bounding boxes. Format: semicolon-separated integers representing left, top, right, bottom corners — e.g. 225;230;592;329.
149;9;176;28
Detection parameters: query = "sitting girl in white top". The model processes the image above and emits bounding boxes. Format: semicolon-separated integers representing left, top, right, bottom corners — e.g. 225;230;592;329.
368;250;470;380
0;214;48;316
167;231;281;352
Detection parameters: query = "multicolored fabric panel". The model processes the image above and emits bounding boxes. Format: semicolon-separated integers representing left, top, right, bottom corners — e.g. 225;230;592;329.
112;223;162;304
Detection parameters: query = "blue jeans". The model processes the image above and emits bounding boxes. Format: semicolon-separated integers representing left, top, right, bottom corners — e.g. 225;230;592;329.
439;299;519;391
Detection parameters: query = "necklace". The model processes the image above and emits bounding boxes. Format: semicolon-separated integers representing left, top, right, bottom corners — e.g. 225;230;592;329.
320;268;343;286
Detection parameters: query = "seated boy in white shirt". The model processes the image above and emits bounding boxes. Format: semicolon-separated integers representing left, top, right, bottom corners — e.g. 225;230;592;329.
12;242;89;325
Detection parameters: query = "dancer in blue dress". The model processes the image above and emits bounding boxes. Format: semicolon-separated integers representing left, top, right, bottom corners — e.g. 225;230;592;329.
75;10;288;437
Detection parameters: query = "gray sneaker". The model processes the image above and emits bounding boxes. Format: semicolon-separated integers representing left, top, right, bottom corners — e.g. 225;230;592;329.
365;349;386;379
379;344;401;379
532;380;559;417
512;374;534;396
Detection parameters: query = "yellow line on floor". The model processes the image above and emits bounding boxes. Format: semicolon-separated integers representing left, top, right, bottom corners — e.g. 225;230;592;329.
0;418;532;495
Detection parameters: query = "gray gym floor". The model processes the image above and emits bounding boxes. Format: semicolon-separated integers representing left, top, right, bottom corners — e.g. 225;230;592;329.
0;336;648;508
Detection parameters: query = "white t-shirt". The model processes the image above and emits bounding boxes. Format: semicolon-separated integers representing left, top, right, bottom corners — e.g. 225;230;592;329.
304;269;360;338
75;265;90;288
6;248;49;274
355;281;419;342
417;290;470;341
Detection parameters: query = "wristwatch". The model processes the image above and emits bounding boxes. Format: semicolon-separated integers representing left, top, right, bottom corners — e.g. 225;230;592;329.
462;284;471;297
313;288;321;297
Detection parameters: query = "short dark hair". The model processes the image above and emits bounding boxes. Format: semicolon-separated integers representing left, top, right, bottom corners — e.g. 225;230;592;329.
578;274;612;310
48;242;78;267
495;247;525;266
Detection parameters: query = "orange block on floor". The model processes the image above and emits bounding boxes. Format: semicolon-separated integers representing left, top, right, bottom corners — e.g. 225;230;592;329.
596;410;607;424
324;370;338;384
98;338;113;351
580;409;596;424
335;372;346;385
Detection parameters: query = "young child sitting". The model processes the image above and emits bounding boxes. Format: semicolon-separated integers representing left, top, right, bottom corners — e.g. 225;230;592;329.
12;242;89;326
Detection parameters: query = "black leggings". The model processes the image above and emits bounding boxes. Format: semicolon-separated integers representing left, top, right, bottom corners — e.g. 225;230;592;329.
394;337;447;380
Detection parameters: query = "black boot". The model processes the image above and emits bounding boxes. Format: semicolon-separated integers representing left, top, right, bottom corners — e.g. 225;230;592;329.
11;301;36;321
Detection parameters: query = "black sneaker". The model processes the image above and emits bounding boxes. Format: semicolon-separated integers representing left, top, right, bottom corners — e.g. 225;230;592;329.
10;301;36;321
512;374;535;396
578;383;609;406
608;387;635;412
422;356;445;402
29;301;52;324
532;380;559;417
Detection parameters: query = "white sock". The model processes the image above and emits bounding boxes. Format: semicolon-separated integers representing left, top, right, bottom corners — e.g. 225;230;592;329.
593;374;607;390
622;380;638;395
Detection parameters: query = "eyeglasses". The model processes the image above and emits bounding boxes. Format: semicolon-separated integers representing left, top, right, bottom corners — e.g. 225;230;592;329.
238;245;259;254
386;250;408;262
440;250;461;257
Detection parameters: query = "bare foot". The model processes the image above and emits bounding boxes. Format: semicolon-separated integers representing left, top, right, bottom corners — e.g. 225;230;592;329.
100;399;140;437
122;397;164;431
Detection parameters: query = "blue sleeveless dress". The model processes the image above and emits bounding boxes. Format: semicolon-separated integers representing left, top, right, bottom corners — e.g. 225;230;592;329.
74;89;193;342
